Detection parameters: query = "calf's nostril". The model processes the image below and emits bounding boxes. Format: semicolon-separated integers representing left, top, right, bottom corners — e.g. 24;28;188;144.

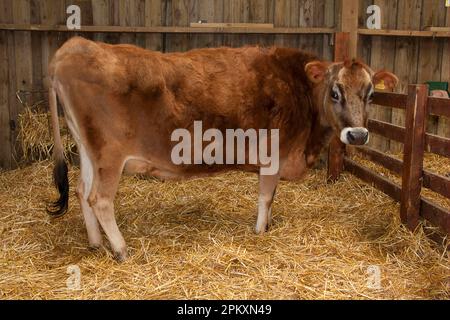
347;131;355;143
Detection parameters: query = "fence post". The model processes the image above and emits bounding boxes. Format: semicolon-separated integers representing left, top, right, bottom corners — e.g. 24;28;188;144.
400;84;428;231
327;32;349;182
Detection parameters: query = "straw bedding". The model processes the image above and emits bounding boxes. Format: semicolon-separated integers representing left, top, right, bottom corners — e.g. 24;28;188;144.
0;110;448;299
0;159;448;299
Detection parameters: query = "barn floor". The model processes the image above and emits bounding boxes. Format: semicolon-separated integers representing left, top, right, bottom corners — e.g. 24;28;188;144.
0;160;448;299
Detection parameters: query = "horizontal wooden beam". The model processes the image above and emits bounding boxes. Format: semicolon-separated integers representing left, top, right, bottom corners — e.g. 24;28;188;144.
356;146;403;174
344;158;450;234
421;199;450;235
425;134;450;158
423;27;450;32
368;119;405;143
372;92;450;118
356;146;450;199
359;28;450;38
190;23;274;28
422;171;450;200
344;158;401;201
0;24;335;34
357;147;450;199
368;119;450;158
372;92;407;109
428;97;450;118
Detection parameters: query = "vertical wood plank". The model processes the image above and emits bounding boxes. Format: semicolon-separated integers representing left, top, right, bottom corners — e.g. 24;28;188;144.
30;0;42;93
0;0;12;168
390;0;422;152
357;0;373;64
400;84;428;231
0;32;11;168
11;0;33;163
92;0;110;42
223;0;250;47
437;7;450;138
298;0;316;54
165;0;190;52
327;32;349;183
119;0;138;44
135;0;146;48
339;0;358;59
40;0;65;92
190;0;224;49
314;0;326;57
247;0;273;47
144;0;164;51
108;0;121;44
417;0;447;135
369;0;397;152
274;0;298;49
322;0;335;61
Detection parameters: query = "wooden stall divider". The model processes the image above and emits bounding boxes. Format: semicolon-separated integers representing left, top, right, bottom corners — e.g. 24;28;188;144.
400;84;428;231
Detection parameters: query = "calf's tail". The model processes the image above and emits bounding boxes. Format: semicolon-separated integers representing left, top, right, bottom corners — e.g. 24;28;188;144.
47;85;69;217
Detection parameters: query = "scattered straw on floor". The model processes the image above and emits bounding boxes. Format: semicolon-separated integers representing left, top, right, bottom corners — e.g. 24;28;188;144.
0;160;448;299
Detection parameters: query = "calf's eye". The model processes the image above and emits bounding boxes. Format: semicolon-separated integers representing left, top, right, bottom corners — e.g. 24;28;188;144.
330;88;340;102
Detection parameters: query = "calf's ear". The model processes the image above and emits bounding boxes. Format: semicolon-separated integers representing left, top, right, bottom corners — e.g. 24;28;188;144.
305;61;329;84
372;71;399;91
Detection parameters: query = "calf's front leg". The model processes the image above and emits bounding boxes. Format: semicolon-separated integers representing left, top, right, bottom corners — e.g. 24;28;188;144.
255;171;279;234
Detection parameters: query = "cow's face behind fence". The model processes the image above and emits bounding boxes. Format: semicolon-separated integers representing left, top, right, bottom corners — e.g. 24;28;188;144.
306;60;398;146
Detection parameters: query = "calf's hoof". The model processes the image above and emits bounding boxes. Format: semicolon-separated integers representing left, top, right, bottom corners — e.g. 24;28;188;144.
113;248;128;262
88;244;101;251
254;223;270;235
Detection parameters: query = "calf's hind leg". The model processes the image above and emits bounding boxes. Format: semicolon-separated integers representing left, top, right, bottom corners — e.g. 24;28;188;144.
76;180;102;249
88;160;127;261
76;147;102;249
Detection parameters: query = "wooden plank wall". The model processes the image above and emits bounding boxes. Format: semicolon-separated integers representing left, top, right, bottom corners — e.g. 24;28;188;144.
1;0;449;169
0;0;336;169
358;0;450;154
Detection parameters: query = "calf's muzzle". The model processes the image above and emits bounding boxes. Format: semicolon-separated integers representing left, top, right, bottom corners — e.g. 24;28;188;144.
340;127;369;146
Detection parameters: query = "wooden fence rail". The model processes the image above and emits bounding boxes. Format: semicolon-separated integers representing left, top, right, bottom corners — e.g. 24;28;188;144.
330;84;450;236
355;146;450;200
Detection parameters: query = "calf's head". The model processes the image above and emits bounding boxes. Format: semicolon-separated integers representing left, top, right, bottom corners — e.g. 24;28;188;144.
305;60;398;146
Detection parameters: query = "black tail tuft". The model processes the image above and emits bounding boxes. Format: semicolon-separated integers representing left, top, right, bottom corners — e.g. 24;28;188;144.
47;158;69;217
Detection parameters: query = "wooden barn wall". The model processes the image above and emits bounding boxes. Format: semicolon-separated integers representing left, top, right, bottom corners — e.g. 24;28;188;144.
358;0;450;152
0;0;336;169
0;0;449;169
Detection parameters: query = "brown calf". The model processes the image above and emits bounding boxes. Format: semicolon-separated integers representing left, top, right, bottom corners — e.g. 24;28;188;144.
48;37;397;260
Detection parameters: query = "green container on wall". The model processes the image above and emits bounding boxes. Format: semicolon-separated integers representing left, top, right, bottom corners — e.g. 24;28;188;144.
425;81;449;94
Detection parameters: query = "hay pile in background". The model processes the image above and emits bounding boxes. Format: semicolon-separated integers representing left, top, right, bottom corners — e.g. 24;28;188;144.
0;160;448;299
17;104;76;164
